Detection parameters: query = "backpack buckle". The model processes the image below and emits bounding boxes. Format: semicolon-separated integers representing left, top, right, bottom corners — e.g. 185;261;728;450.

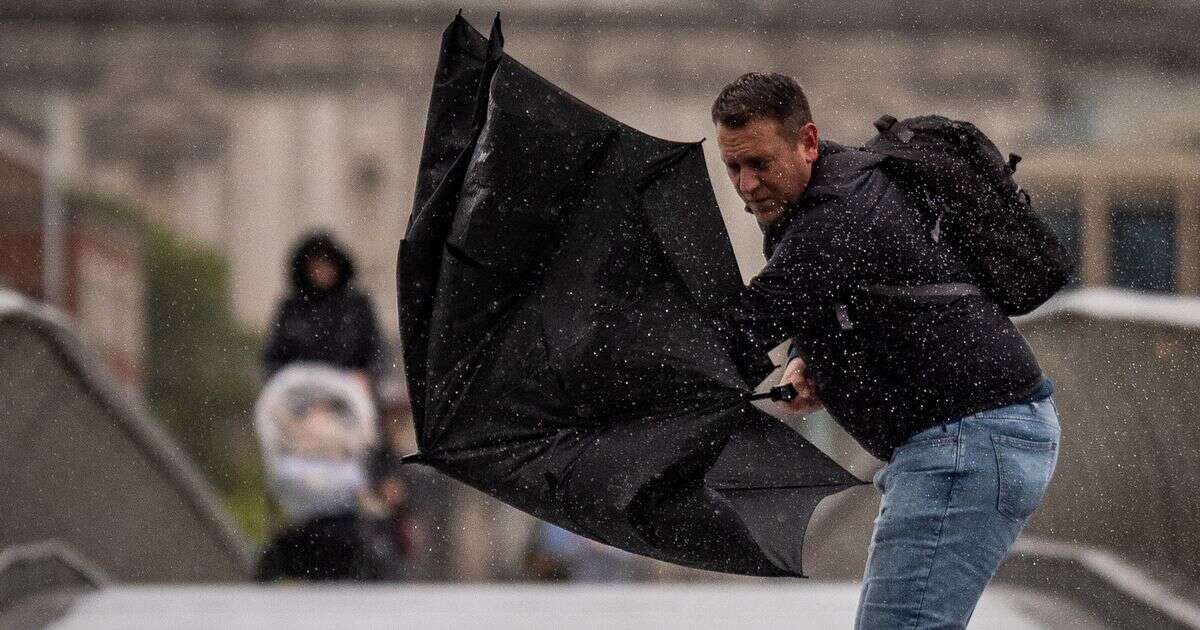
873;114;898;133
835;304;855;330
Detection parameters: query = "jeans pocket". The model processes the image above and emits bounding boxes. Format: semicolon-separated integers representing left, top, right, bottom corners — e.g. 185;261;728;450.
991;434;1057;521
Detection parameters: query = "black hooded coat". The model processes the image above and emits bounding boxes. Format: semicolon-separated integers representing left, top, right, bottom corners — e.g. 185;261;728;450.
397;15;862;577
265;233;384;377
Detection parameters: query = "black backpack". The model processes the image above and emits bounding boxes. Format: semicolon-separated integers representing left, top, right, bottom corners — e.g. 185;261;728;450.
863;114;1075;316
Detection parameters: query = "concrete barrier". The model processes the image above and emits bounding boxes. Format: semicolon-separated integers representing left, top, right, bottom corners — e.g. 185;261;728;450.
0;290;252;583
1017;289;1200;584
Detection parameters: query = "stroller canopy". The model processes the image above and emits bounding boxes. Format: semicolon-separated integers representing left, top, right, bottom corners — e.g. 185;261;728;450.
254;364;378;522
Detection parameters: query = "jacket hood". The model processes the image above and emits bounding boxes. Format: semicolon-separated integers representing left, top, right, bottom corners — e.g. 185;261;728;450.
761;140;887;257
799;140;886;203
289;232;355;295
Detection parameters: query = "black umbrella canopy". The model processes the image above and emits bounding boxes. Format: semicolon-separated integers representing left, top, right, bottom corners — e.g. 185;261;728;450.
398;14;862;577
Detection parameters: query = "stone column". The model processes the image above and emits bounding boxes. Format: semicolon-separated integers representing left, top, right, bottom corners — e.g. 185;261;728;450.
300;94;343;230
1176;178;1199;295
1079;184;1111;288
43;93;83;309
228;96;298;329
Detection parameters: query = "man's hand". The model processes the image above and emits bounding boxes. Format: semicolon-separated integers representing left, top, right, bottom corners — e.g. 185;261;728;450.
780;356;823;414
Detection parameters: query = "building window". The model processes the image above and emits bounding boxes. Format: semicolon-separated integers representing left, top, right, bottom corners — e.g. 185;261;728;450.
1036;188;1082;287
1109;190;1176;293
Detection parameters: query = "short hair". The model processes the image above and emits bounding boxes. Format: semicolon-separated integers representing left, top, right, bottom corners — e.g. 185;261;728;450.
711;72;813;141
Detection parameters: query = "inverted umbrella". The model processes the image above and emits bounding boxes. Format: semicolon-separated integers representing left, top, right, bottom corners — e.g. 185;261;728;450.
398;14;862;577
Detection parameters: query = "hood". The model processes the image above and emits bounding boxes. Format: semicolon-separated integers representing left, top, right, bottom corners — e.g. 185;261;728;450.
799;140;886;203
289;232;355;295
760;140;885;257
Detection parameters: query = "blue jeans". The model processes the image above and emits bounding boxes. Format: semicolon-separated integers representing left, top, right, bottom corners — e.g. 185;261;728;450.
855;398;1060;630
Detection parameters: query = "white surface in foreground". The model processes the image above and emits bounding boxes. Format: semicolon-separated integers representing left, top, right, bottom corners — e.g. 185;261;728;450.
1020;287;1200;328
50;582;1107;630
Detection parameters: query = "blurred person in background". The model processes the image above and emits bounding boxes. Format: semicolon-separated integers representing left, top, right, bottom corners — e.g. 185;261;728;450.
256;232;403;581
522;521;643;582
360;448;418;579
253;364;402;582
264;231;386;390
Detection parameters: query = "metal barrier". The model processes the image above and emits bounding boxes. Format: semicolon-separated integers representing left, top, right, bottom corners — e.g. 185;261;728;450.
1017;289;1200;587
796;288;1200;627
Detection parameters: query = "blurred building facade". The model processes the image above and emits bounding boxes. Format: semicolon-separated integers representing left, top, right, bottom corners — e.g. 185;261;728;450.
1022;150;1200;294
4;0;1200;584
0;116;45;299
3;0;1199;334
0;115;145;391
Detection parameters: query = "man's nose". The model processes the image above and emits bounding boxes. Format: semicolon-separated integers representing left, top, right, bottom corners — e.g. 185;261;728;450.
738;171;760;196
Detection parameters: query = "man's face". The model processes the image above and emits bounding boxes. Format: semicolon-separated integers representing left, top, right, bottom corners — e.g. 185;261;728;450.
716;117;819;224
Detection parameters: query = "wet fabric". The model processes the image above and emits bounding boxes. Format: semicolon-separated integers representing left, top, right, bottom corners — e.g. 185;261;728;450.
397;15;862;577
747;141;1045;461
255;514;400;582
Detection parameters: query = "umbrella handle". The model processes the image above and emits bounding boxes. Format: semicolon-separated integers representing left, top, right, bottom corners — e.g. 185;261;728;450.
747;384;798;403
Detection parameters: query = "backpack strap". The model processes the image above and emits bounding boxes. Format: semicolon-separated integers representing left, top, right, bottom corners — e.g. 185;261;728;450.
862;283;982;299
833;283;981;331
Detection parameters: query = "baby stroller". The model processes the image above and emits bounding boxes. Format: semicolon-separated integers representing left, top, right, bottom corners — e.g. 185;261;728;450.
253;363;398;581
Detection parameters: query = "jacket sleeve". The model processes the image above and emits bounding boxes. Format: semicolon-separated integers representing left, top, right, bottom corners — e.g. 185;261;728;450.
263;302;292;376
349;294;387;378
722;214;860;371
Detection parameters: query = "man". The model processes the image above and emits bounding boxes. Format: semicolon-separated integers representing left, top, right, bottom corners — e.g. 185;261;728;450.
713;72;1061;629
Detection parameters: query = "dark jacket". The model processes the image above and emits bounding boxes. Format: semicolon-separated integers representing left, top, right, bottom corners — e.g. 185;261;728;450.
726;141;1044;461
264;233;385;377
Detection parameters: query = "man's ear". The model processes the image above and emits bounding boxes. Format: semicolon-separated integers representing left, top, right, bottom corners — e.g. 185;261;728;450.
798;122;819;163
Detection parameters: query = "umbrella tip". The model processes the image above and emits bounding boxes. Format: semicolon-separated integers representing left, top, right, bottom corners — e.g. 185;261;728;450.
488;12;504;47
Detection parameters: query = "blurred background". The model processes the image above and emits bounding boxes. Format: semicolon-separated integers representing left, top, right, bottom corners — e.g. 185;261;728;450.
2;1;1199;628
